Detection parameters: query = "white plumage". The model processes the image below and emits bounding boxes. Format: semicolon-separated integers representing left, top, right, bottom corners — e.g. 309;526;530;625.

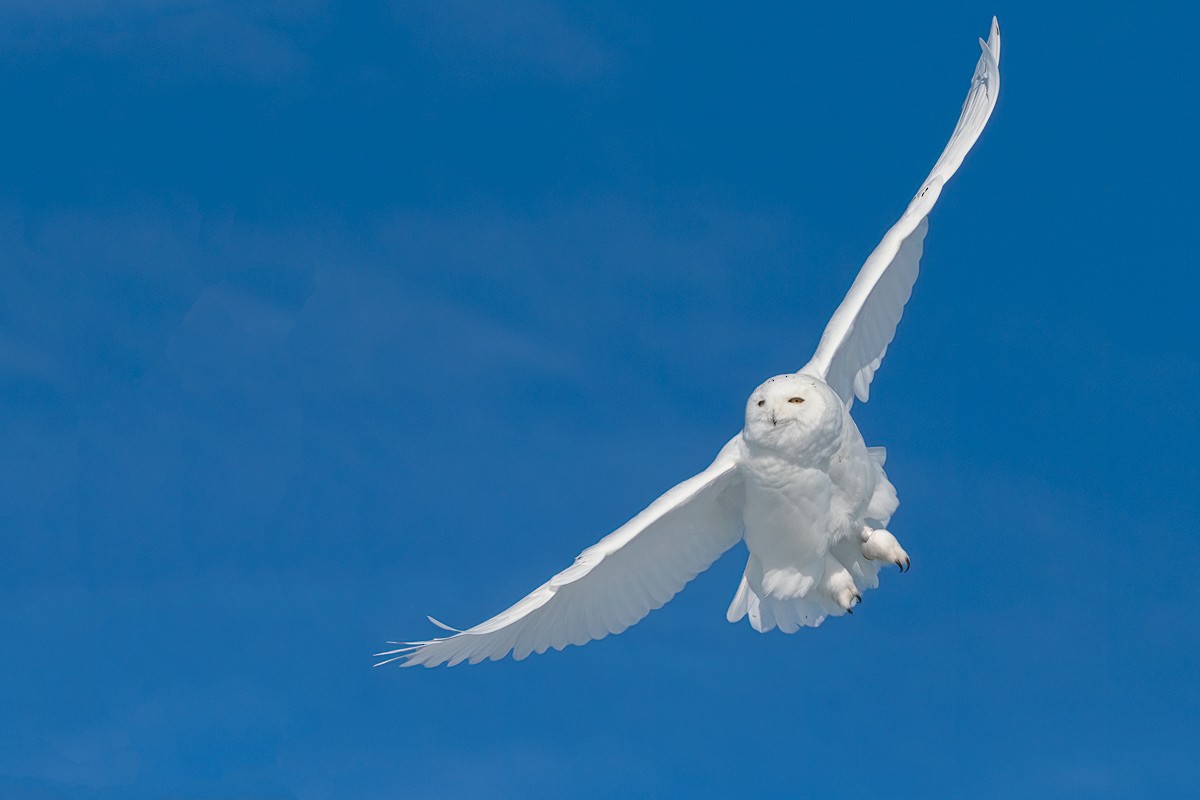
378;18;1001;668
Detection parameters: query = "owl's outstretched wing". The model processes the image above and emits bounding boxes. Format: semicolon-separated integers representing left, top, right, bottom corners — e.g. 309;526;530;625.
377;437;745;667
801;18;1000;405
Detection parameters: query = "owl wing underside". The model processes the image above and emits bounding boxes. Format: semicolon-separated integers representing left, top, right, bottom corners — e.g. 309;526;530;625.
802;18;1001;406
378;437;746;667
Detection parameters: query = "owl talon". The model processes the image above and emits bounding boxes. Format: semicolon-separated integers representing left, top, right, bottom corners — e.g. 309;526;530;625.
862;527;910;575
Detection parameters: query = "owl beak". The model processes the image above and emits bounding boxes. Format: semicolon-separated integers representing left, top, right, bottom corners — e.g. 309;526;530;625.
769;411;778;426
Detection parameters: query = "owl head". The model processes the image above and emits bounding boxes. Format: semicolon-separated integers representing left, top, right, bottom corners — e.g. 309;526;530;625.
742;373;845;455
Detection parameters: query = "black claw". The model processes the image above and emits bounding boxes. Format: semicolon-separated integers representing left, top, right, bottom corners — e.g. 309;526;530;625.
846;606;853;614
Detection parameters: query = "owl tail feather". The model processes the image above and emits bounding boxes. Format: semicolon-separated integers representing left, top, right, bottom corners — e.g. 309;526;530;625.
726;557;833;634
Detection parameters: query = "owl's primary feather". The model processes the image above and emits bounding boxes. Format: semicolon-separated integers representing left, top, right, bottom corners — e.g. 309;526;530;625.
378;18;1000;668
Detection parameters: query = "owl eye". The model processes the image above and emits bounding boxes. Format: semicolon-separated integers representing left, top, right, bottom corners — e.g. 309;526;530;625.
788;397;805;404
756;400;765;407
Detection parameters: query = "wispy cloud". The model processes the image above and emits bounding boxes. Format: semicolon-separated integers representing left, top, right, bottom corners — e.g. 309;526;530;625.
0;1;320;84
392;0;612;83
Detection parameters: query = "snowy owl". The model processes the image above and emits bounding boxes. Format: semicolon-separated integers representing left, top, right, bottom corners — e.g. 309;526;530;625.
379;19;1001;667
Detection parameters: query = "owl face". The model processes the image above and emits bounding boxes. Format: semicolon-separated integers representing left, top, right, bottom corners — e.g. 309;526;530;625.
742;373;844;455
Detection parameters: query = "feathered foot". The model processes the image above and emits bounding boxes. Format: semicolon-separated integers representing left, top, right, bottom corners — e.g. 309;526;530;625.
861;526;911;572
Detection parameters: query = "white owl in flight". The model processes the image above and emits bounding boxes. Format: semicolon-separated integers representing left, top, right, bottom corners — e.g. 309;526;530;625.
379;18;1001;667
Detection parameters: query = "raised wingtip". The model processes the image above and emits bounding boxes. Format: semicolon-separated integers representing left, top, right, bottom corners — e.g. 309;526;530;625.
987;17;1001;63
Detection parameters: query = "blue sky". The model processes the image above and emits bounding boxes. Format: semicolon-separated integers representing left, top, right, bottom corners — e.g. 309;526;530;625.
1;1;1197;797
